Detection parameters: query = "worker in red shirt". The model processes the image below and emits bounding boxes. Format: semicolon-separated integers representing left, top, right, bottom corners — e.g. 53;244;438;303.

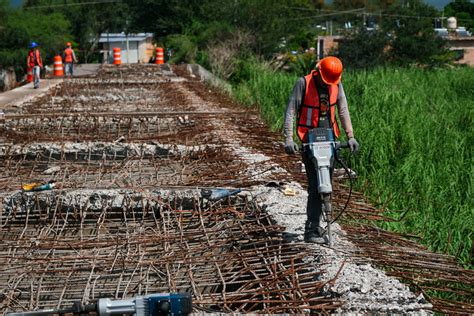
62;42;78;77
26;42;43;89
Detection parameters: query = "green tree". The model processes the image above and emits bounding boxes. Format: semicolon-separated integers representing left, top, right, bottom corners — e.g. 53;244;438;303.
23;0;131;62
383;0;450;66
444;0;474;31
0;5;70;77
336;0;452;68
337;27;388;69
128;0;321;57
0;0;7;20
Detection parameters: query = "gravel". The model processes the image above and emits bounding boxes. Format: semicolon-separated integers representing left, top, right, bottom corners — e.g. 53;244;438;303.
246;183;432;314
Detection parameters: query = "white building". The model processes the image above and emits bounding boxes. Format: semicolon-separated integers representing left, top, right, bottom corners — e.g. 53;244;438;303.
99;33;155;64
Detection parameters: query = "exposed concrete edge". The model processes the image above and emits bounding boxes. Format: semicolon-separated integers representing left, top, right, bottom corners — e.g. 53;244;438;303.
0;64;103;110
2;188;202;212
186;64;232;93
0;141;212;158
0;79;62;110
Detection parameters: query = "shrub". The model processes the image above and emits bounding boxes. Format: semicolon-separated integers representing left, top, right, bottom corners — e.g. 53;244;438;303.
165;34;198;64
337;28;388;69
207;30;253;80
0;9;70;79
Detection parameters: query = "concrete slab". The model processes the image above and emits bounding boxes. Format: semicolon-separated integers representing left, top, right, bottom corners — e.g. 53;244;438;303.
73;63;101;77
0;64;100;110
0;79;61;110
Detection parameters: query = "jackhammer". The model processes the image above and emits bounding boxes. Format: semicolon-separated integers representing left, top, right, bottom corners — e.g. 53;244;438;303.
7;293;192;316
302;127;353;247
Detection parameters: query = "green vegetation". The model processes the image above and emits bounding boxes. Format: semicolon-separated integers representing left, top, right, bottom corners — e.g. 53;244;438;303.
338;1;452;69
231;60;473;268
0;1;70;78
2;0;467;74
444;0;474;31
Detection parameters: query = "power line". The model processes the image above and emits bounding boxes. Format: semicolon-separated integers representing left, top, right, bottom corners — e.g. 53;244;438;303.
283;5;474;23
280;7;474;23
283;8;366;21
24;0;120;10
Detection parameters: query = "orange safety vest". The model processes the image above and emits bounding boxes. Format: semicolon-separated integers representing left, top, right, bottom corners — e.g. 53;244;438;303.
297;70;340;142
64;48;73;63
28;49;43;68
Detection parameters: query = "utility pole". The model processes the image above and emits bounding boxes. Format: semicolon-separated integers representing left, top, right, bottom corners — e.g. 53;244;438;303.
107;31;110;64
125;19;130;64
363;8;367;28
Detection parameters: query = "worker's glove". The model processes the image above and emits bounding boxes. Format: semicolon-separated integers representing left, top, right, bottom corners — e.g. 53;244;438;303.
284;140;299;154
348;137;360;153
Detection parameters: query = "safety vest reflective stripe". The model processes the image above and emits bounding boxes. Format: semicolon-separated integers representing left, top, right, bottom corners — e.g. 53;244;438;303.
297;70;340;142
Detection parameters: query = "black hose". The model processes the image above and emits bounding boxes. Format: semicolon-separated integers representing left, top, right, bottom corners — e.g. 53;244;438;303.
332;151;353;223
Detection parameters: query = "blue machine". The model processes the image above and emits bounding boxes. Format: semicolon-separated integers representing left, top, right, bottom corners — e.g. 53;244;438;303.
8;293;192;316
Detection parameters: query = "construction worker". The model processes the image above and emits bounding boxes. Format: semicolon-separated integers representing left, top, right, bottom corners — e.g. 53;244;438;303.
27;42;43;89
283;56;359;243
62;42;78;77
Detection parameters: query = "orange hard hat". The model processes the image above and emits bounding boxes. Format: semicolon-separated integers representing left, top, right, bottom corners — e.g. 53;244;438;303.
66;42;71;46
318;56;343;85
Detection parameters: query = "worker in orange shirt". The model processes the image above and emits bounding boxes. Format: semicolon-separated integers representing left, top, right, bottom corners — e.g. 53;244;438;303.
27;42;43;89
284;56;359;243
62;42;78;77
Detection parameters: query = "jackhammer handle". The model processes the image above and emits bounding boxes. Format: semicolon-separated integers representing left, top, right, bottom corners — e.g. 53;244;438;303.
336;142;349;150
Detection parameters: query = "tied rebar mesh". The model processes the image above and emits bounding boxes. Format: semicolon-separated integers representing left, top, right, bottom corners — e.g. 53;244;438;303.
0;192;340;314
332;184;474;314
0;63;472;314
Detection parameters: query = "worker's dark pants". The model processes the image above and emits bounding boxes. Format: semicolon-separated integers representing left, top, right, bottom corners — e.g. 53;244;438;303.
301;149;334;225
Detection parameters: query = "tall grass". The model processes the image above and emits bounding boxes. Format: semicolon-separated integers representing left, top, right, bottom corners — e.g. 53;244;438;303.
231;61;473;267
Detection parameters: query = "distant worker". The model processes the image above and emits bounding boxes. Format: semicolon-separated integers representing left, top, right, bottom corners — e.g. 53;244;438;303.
27;42;43;89
62;42;78;77
283;56;360;243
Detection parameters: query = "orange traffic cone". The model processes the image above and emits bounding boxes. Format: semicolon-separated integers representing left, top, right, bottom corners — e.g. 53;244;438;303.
113;47;121;65
26;67;33;82
53;55;64;77
155;47;164;64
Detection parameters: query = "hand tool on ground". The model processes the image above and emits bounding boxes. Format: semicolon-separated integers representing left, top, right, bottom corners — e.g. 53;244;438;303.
7;293;192;316
201;188;242;201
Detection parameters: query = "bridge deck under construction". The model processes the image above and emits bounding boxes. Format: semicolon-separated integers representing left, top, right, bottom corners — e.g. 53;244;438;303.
0;64;472;314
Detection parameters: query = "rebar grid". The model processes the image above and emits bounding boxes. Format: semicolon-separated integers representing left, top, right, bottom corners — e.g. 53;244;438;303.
0;144;285;192
339;222;474;314
96;64;175;80
0;192;340;314
1;114;211;143
16;80;190;115
325;182;474;314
